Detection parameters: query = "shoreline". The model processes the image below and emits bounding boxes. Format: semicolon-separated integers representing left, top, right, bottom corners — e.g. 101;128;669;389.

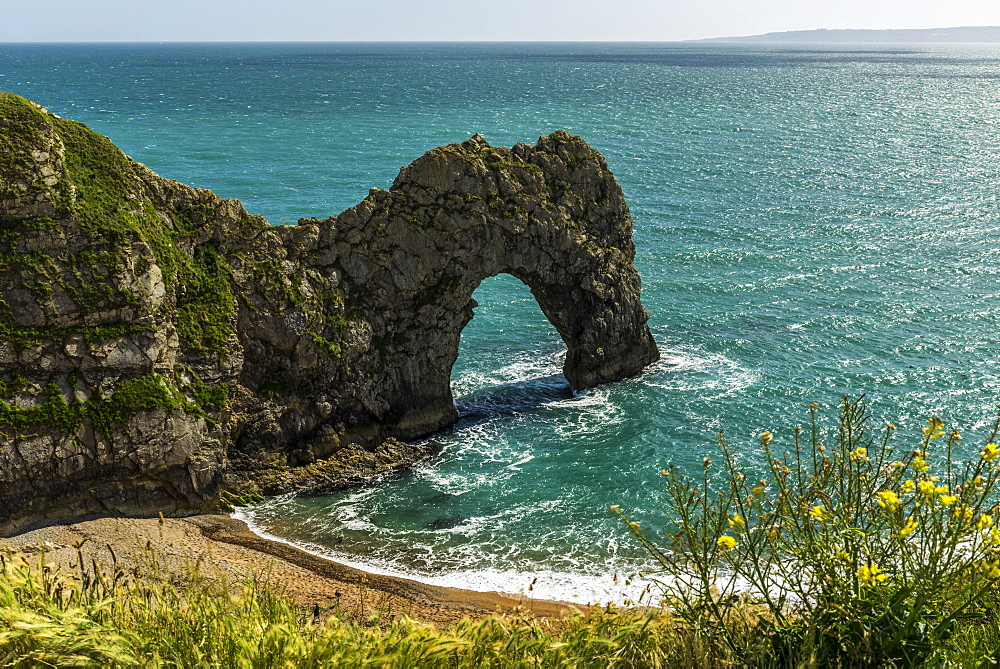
1;514;580;625
235;508;657;608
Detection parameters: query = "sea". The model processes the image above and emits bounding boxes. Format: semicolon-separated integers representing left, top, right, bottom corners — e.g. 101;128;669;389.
3;41;1000;605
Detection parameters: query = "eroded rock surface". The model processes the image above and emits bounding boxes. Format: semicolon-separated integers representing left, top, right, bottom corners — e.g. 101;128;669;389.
0;93;659;535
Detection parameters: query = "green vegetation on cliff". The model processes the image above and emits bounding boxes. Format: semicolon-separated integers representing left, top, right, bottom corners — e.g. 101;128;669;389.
0;372;219;438
55;107;236;353
0;94;50;201
0;322;153;348
0;92;237;353
242;255;353;360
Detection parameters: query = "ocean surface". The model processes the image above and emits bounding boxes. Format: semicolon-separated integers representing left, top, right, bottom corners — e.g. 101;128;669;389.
4;42;1000;604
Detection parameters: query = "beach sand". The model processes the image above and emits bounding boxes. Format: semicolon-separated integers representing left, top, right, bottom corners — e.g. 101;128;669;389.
1;515;578;626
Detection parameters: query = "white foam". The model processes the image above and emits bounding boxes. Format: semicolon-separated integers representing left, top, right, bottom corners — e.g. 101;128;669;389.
643;345;758;398
506;452;535;471
452;348;566;397
230;337;759;607
233;508;657;606
415;469;500;495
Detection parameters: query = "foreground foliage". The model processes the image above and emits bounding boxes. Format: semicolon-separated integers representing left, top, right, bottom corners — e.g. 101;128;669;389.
0;550;696;668
617;397;1000;667
6;399;1000;666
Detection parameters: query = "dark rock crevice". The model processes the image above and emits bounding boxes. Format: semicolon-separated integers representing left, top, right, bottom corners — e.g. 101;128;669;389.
0;93;659;536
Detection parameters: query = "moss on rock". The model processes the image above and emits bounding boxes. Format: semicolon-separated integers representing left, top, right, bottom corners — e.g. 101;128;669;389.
0;94;52;200
0;372;210;439
0;91;237;355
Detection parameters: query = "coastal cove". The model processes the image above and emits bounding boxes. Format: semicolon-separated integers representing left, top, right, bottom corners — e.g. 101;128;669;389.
3;42;1000;605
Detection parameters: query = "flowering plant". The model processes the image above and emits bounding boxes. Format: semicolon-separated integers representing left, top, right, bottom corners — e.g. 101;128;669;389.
614;397;1000;666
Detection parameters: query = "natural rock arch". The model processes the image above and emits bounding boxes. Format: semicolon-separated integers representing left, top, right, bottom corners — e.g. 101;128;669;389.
304;131;661;442
0;92;658;533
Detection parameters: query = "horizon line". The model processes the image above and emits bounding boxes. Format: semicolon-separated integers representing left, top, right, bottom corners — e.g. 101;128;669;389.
5;26;1000;45
3;38;1000;46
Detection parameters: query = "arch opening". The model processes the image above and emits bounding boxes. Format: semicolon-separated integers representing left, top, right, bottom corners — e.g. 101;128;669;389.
449;273;573;422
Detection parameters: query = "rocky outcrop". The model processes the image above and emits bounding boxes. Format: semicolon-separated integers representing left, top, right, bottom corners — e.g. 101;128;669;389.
0;92;659;535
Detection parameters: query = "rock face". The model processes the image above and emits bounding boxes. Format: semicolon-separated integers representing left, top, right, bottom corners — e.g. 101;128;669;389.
0;93;659;536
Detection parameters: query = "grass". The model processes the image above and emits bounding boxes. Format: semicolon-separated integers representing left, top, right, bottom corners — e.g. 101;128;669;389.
3;545;996;668
0;549;693;668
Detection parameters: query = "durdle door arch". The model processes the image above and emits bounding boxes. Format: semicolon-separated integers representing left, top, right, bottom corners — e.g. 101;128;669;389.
0;91;657;533
316;131;661;443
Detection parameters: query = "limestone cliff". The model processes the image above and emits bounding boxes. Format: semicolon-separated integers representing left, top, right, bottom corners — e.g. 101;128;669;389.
0;92;659;536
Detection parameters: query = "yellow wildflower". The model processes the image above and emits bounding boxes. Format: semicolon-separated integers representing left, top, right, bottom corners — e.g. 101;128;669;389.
982;443;1000;462
913;456;929;473
918;481;948;498
751;485;765;496
717;535;737;551
939;494;958;506
923;417;945;440
609;505;620;514
728;513;746;532
898;517;918;538
977;515;995;531
849;447;868;462
760;431;773;446
983;561;1000;579
901;479;916;494
891;461;905;469
876;490;901;512
858;563;889;586
810;505;829;522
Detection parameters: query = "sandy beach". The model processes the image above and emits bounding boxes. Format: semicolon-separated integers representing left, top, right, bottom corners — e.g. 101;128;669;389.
1;515;578;627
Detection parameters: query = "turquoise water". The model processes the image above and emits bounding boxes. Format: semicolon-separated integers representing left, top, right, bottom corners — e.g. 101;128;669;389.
4;42;1000;603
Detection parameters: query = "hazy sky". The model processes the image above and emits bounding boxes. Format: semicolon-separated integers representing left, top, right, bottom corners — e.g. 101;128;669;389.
3;0;1000;42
